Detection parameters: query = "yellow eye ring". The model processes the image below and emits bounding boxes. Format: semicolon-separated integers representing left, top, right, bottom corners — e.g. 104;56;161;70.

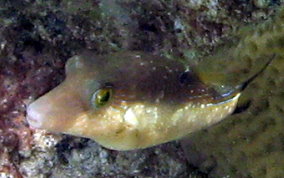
92;88;113;108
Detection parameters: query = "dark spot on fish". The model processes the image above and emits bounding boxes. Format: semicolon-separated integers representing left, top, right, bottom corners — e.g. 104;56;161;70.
179;71;201;85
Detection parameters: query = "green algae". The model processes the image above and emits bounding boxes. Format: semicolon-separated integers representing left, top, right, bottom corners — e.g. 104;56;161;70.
182;6;284;177
194;7;284;90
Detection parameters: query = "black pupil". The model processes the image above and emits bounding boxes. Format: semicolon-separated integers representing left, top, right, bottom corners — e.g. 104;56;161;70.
100;91;110;103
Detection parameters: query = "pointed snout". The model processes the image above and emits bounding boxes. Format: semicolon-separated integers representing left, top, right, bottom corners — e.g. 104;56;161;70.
26;82;88;132
27;98;52;129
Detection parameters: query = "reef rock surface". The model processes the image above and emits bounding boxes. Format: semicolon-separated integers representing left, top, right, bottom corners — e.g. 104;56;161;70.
0;0;283;177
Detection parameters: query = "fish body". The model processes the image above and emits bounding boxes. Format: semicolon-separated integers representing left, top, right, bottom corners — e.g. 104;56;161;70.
27;51;240;150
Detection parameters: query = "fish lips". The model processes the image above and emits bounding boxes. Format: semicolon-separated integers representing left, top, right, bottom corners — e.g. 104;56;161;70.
26;82;88;132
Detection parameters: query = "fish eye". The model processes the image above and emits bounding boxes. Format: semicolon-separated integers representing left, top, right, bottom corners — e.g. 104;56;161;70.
92;87;113;108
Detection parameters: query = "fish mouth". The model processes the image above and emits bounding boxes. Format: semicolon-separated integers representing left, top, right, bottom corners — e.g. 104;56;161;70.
26;102;44;129
26;82;88;132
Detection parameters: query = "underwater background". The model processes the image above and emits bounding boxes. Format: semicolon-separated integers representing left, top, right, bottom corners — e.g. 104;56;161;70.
0;0;283;177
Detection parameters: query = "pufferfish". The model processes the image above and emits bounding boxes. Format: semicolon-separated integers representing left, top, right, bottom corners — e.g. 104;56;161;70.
26;51;270;150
